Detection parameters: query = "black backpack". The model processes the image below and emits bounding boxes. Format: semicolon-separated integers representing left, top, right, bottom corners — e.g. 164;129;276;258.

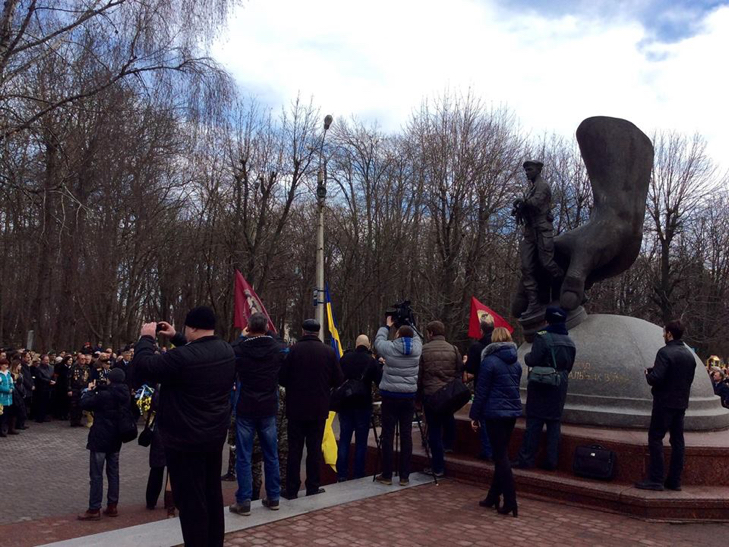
117;395;138;444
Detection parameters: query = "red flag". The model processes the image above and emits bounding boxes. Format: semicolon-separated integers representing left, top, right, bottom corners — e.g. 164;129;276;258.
233;270;277;333
468;296;513;338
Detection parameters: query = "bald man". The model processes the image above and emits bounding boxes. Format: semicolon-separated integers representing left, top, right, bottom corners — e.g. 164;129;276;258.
336;335;381;481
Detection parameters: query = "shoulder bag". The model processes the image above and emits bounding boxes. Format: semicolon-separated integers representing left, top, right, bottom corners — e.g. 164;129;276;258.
527;332;562;387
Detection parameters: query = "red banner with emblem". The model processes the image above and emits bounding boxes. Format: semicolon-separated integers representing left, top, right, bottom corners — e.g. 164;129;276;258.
233;270;277;333
468;296;513;338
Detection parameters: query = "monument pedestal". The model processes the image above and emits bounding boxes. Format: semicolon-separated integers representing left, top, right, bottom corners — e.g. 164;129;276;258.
355;411;729;521
518;314;729;431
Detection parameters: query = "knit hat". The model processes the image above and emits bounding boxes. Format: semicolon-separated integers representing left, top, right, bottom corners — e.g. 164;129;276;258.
108;368;126;384
184;306;216;330
545;306;568;324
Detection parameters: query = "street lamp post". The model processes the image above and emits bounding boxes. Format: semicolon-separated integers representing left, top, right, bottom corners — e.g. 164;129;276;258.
315;114;333;341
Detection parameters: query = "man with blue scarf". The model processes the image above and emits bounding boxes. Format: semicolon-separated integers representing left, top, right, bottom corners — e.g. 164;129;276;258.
515;307;576;470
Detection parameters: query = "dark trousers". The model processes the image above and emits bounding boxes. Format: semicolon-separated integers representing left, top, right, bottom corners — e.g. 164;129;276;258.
24;396;33;420
146;466;165;508
35;389;51;422
478;420;493;458
337;407;372;480
424;406;451;474
287;418;326;497
648;406;686;486
13;398;27;430
380;396;414;480
517;417;561;468
0;405;10;434
69;393;83;425
485;418;517;506
53;387;69;419
166;447;225;547
89;451;120;510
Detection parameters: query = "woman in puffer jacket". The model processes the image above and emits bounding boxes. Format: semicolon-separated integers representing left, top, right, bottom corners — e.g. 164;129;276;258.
469;327;522;517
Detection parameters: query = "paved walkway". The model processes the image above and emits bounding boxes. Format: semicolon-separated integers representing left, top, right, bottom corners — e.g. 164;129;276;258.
0;419;235;547
223;481;729;547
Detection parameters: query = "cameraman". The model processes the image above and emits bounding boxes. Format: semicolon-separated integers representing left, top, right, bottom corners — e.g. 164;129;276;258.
374;316;422;486
77;368;130;521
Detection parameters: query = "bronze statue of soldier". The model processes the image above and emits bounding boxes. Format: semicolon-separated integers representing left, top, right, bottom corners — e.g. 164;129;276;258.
513;160;564;318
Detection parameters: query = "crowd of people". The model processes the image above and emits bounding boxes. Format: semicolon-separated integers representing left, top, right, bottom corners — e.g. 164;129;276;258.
706;354;729;407
0;345;136;436
0;303;710;547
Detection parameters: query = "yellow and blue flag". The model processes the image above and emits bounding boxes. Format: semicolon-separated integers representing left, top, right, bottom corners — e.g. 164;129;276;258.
322;284;342;470
325;285;344;358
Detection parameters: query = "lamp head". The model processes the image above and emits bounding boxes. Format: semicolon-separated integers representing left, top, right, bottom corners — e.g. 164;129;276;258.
324;114;333;130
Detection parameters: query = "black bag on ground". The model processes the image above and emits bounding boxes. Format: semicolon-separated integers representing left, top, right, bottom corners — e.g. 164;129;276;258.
424;378;471;415
572;444;616;480
330;377;369;411
117;400;139;444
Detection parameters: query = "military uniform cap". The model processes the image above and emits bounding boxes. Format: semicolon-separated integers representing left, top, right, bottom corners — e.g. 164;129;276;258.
523;160;544;169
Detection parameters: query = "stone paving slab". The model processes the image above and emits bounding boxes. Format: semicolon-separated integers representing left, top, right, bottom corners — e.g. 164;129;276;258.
38;474;434;547
0;419;216;525
223;480;729;547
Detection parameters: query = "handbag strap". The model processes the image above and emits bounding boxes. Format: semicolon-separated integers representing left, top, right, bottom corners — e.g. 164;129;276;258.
144;409;156;429
542;332;558;370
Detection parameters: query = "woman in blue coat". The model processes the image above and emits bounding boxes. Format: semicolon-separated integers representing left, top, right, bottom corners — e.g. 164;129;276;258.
469;327;522;517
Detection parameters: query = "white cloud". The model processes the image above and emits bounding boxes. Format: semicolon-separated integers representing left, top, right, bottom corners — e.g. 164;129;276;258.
212;0;729;170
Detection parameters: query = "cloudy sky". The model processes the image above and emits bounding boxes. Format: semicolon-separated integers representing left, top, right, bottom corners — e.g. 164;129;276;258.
213;0;728;167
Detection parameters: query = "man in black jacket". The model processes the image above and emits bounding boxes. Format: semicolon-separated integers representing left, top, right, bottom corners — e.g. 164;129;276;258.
77;367;130;521
131;306;235;547
229;313;284;516
279;319;343;499
636;319;697;491
465;316;494;460
336;335;380;481
515;307;576;470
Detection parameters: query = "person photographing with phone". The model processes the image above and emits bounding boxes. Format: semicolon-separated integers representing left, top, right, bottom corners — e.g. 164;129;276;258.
130;306;235;547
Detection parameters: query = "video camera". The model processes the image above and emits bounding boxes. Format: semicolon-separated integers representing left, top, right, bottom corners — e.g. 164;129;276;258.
384;300;417;329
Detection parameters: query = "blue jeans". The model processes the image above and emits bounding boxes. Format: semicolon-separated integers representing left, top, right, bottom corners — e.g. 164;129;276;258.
235;415;280;503
89;451;119;510
337;407;372;480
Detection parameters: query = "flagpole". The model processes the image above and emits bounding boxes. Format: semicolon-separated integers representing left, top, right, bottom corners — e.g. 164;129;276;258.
316;114;333;341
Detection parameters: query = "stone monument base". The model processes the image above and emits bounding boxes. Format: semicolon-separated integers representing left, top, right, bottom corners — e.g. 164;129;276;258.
517;313;729;431
355;412;729;521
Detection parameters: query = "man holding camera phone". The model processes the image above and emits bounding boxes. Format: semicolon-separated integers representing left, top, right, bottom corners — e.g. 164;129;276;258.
130;306;235;547
636;319;696;492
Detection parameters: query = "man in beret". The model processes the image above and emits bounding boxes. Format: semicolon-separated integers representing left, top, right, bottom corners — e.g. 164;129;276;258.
515;306;576;470
514;160;564;318
131;306;235;547
279;319;343;499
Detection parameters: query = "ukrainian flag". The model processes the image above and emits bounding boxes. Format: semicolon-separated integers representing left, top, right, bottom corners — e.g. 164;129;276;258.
325;285;344;359
322;285;343;470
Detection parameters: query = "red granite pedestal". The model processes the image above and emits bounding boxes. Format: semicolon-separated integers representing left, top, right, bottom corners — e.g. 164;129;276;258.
342;408;729;522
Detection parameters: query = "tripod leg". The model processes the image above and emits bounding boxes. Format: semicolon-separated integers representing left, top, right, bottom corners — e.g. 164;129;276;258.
415;408;438;485
372;413;382;482
395;419;400;478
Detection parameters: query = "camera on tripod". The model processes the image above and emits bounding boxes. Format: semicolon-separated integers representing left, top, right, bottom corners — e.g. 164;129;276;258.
384;300;417;329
